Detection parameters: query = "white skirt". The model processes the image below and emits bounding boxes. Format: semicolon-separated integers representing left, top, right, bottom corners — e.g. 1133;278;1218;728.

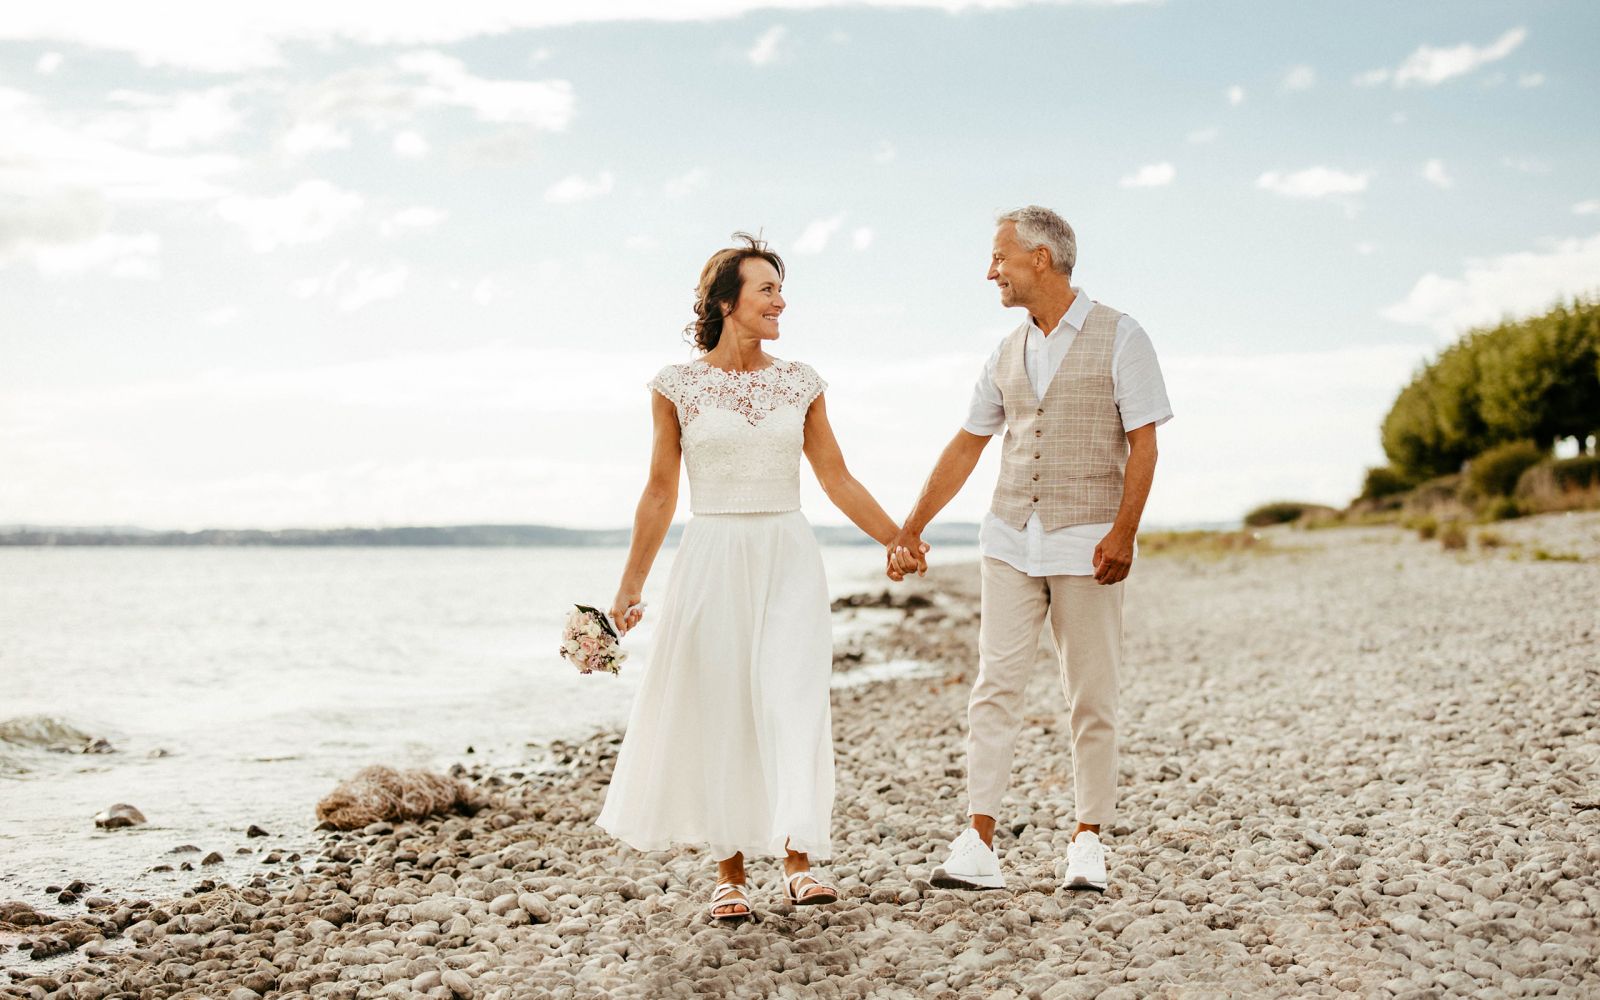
596;510;835;861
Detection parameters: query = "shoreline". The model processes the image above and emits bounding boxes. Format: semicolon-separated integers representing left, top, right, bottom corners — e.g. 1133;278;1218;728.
4;514;1599;998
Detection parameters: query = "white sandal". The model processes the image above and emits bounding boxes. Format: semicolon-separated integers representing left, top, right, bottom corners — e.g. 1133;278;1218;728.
709;879;751;920
782;870;839;906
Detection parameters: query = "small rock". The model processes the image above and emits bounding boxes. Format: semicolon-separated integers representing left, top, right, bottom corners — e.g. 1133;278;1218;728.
246;824;269;838
93;803;146;829
201;852;224;866
441;969;474;999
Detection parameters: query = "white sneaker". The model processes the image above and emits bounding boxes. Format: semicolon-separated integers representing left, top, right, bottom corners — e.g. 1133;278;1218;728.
1063;830;1108;892
930;828;1006;890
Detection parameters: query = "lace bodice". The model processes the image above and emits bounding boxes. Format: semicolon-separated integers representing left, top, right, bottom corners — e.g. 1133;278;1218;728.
649;358;827;514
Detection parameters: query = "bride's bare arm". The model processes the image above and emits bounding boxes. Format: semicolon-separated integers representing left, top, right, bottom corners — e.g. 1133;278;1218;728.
801;394;899;547
610;392;681;634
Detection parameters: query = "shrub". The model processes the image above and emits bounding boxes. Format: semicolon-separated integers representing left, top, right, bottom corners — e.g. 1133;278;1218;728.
1481;496;1522;522
1439;522;1468;550
1515;454;1600;513
1466;440;1546;499
1360;465;1414;501
1243;501;1337;527
1477;529;1507;549
1413;516;1439;540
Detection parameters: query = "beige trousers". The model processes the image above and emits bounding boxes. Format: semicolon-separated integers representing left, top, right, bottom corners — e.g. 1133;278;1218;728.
968;556;1123;825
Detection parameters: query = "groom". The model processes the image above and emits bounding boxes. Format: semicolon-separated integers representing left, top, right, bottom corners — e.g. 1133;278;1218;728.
889;206;1171;892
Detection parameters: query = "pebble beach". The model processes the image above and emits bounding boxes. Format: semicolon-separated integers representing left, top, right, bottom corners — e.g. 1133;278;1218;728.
3;513;1598;999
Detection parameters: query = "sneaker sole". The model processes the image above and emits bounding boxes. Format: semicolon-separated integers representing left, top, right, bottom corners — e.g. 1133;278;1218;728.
1063;876;1107;893
930;868;1006;890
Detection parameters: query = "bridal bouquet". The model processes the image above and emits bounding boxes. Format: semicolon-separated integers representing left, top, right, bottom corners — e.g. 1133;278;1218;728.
560;605;628;675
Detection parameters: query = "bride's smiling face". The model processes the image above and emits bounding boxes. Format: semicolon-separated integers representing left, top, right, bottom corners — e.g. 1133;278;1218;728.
723;258;785;341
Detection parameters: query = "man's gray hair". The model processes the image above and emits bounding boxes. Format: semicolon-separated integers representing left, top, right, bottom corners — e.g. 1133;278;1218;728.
997;205;1076;276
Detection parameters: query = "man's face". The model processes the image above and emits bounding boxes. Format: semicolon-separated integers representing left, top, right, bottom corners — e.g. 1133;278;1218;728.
987;222;1037;309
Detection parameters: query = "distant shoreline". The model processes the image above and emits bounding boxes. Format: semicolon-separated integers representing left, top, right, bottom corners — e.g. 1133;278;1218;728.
0;522;996;548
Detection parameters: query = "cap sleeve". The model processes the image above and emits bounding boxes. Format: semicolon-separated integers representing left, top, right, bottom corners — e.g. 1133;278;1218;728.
647;364;681;408
797;361;827;408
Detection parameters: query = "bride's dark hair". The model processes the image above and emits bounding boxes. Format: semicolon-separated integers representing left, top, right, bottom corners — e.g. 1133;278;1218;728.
686;232;785;353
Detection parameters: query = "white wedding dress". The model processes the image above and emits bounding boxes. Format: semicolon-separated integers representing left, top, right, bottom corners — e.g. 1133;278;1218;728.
595;357;836;861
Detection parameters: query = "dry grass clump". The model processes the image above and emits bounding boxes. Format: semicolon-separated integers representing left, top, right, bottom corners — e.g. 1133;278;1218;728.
1476;529;1508;550
315;765;480;830
1438;523;1469;550
1138;530;1270;558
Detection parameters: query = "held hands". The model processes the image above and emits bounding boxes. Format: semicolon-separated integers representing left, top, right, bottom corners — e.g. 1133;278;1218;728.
609;588;646;635
1092;528;1134;585
885;528;931;582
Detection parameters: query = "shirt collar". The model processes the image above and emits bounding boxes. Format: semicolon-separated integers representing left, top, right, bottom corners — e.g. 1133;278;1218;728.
1025;286;1091;337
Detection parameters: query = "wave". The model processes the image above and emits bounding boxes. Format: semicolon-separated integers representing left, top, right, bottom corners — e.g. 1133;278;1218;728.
0;714;94;748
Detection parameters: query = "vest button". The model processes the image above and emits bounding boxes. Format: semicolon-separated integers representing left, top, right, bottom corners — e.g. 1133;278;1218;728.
1032;496;1039;503
1033;452;1040;459
1034;429;1042;437
1032;474;1039;481
1036;408;1044;416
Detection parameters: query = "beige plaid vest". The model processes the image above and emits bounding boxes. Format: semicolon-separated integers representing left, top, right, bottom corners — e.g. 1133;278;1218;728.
990;302;1127;530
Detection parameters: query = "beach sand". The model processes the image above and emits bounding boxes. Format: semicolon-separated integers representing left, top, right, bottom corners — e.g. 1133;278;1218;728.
3;513;1598;999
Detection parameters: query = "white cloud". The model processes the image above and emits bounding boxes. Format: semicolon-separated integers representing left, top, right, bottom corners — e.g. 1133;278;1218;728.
1256;167;1370;199
1282;65;1315;91
663;167;707;198
201;305;240;327
1363;26;1528;89
1574;200;1600;216
1420;159;1453;189
543;171;614;204
282;120;351;158
379;205;448;237
1353;68;1390;87
338;264;409;312
394;51;574;128
1186;127;1217;144
851;226;874;251
105;86;242;149
217;180;365;252
1226;85;1244;106
1518;72;1545;88
793;213;846;254
1381;233;1600;338
35;52;62;74
1500;155;1549;175
0;4;1161;73
872;140;896;164
30;231;160;279
0;85;239;203
1118;162;1175;188
392;129;429;158
748;25;786;66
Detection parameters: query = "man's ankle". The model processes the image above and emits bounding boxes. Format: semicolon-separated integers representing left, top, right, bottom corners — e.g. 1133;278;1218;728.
971;814;997;849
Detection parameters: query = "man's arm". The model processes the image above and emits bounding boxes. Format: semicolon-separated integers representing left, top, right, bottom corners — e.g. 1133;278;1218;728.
1092;422;1158;585
888;429;992;577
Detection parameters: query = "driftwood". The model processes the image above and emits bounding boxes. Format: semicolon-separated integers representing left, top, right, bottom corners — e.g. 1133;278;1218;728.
315;765;478;830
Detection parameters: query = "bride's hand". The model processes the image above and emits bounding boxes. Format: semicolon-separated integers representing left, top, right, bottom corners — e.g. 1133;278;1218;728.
609;588;645;635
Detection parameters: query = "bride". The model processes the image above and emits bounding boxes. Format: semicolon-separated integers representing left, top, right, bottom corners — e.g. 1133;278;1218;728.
596;233;917;920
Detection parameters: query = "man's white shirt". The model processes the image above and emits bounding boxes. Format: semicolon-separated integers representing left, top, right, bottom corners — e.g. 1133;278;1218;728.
962;288;1173;577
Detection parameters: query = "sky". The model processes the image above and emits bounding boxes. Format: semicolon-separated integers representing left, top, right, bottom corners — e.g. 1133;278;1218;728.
2;0;1598;532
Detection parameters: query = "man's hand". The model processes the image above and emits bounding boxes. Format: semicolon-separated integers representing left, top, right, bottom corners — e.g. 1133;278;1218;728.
1092;529;1134;585
885;528;930;581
